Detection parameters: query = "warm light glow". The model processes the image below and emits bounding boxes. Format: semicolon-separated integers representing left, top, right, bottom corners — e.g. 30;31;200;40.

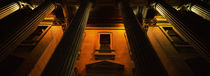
44;17;55;20
156;23;171;26
154;16;167;21
39;22;54;25
44;14;56;21
0;2;20;19
133;7;139;15
154;15;171;26
76;29;134;76
85;27;125;30
191;5;210;21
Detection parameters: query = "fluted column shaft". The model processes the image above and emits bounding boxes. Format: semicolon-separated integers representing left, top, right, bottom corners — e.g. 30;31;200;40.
118;0;167;76
187;3;210;21
0;2;55;61
153;1;210;61
0;2;22;19
42;0;92;76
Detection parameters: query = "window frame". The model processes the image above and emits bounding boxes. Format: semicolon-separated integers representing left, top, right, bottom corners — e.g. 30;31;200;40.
96;32;113;50
159;26;189;46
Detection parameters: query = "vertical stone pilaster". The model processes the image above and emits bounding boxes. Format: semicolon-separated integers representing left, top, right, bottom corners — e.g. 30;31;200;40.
0;2;55;61
0;2;22;19
152;1;210;61
42;0;93;76
187;3;210;21
118;0;168;76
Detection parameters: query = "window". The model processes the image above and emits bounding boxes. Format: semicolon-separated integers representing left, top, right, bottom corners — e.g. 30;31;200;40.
94;33;115;60
160;26;198;54
176;47;197;53
100;34;111;50
15;26;50;52
162;27;185;44
25;26;48;42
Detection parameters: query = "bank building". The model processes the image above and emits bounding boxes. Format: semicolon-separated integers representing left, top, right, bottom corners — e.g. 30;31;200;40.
0;0;210;76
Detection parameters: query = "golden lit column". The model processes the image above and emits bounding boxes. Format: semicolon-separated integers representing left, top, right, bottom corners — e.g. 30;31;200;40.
42;0;92;76
0;1;23;20
186;3;210;21
152;1;210;61
118;0;168;76
0;1;55;61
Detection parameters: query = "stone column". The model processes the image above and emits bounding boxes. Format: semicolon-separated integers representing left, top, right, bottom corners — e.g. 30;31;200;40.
118;0;168;76
0;1;33;20
42;0;92;76
0;1;55;61
0;2;22;19
186;3;210;21
152;1;210;61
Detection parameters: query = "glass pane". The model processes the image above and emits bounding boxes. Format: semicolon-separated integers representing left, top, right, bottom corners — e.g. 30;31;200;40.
170;36;183;42
163;27;176;35
100;34;111;50
163;27;184;43
176;47;197;53
100;34;110;44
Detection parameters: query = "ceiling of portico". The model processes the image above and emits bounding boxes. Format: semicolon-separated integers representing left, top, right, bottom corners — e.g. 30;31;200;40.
25;0;181;6
24;0;182;27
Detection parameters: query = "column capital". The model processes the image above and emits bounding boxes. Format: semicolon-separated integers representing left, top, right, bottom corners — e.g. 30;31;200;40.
16;1;35;10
